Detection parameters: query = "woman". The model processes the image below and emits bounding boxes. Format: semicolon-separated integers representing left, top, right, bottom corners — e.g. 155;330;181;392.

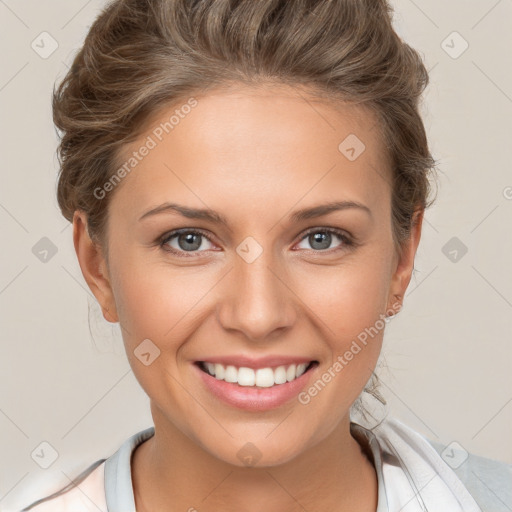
22;0;511;510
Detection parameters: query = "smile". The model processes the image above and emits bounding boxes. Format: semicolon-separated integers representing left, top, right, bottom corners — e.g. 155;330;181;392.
197;361;317;388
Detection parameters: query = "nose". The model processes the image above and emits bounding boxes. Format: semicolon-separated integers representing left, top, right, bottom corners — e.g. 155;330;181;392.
216;248;297;342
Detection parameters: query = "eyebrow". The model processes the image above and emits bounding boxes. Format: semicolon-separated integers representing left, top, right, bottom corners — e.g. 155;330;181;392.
138;200;372;225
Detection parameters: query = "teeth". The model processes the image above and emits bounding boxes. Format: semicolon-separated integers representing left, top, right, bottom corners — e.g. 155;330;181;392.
255;368;274;388
201;361;312;387
214;363;225;380
274;366;287;384
238;367;255;386
286;364;296;382
296;363;308;378
224;365;238;383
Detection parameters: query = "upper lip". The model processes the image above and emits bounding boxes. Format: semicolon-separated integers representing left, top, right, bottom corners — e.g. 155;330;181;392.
195;355;317;370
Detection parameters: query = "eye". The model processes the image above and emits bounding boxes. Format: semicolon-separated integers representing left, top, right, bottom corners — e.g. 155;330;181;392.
159;226;354;258
295;227;353;253
160;229;216;257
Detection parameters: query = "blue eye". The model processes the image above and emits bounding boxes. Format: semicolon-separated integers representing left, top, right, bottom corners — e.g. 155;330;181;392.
295;227;353;252
160;229;215;257
159;227;354;258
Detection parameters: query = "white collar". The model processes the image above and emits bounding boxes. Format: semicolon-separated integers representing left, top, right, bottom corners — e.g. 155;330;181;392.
104;417;481;511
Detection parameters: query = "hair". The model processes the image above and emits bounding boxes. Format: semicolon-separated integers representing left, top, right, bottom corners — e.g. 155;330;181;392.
27;0;438;506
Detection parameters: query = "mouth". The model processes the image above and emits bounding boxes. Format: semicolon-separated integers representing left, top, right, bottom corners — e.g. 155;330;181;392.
195;360;319;388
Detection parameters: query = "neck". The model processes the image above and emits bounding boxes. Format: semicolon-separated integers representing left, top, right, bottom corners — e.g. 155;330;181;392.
132;405;377;512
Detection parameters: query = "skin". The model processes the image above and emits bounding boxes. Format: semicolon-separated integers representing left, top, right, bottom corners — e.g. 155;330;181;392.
73;83;423;511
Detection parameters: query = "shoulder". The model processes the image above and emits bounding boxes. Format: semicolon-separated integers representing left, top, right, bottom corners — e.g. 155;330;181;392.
374;416;512;511
20;459;107;512
427;437;512;511
19;426;155;512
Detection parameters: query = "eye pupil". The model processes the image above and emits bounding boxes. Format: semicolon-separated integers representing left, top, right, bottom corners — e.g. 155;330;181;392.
179;233;202;251
309;231;332;250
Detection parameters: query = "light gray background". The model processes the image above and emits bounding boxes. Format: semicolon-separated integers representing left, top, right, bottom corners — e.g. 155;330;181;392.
1;1;511;510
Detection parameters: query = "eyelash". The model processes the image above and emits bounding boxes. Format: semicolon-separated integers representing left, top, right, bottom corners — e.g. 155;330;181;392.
158;227;355;258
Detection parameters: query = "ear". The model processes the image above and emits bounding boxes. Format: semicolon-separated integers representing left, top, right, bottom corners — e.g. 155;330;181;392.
386;208;424;315
72;210;119;323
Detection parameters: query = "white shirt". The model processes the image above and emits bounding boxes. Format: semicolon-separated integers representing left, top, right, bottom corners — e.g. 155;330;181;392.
21;416;512;511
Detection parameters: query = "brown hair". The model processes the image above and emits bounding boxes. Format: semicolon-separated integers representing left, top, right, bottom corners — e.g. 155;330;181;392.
54;0;437;261
50;0;438;432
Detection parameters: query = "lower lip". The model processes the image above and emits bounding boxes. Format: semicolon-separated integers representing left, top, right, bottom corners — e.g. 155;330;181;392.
193;362;318;411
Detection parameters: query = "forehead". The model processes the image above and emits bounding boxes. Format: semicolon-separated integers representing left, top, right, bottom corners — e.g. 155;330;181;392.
110;84;392;225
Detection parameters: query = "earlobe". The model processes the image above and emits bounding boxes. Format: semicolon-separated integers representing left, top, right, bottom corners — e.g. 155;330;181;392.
386;208;424;314
72;210;119;323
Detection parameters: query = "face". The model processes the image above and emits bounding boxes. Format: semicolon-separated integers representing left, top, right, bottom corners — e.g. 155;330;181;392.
75;84;420;467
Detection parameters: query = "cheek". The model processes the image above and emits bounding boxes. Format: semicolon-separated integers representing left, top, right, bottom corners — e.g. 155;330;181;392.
294;255;391;342
110;260;207;406
290;258;390;428
112;261;208;343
